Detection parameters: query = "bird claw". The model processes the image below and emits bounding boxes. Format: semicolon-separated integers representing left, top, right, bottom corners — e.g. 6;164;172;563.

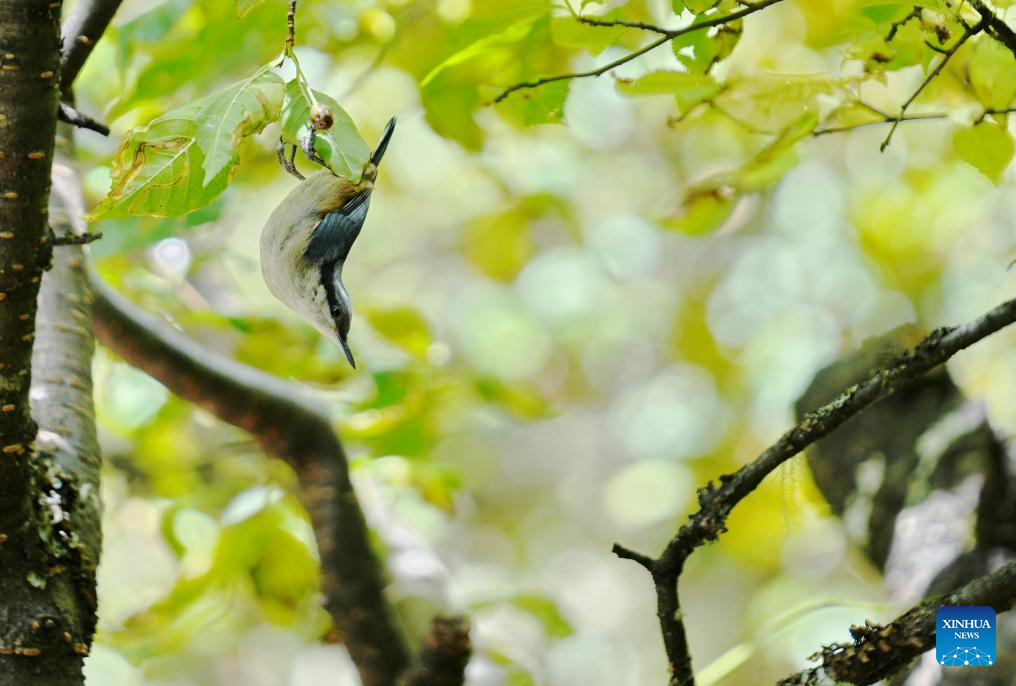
277;137;305;180
300;128;328;168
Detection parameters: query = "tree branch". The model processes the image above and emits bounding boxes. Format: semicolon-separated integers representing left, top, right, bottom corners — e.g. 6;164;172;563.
779;560;1016;685
398;616;471;686
57;104;108;137
60;0;125;92
492;0;786;104
971;0;1016;56
89;279;412;686
614;295;1016;686
880;21;981;152
0;2;97;683
51;230;101;246
286;0;297;51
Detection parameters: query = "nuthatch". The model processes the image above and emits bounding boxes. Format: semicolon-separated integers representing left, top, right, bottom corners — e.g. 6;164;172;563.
260;117;396;368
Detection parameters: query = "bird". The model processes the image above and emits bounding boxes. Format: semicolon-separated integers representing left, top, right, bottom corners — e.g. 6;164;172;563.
260;117;396;368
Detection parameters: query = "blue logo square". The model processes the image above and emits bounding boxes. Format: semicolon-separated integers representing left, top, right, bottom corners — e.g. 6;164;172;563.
936;606;996;666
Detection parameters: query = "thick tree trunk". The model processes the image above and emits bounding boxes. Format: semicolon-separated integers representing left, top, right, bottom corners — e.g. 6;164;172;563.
0;3;101;685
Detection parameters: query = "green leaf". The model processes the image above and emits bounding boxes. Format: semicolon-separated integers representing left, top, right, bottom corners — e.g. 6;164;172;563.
193;65;284;184
89;65;284;219
280;81;370;179
361;303;433;359
672;19;721;74
89;105;230;219
686;0;720;12
953;121;1015;184
660;187;735;235
474;378;554;419
735;112;817;190
420;2;549;87
714;73;850;132
235;0;268;19
497;80;569;125
672;1;686;12
616;71;721;115
550;13;625;56
421;72;484;151
117;0;192;73
967;37;1016;110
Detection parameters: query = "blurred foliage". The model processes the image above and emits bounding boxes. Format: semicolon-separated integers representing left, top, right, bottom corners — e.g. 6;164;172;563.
76;0;1016;684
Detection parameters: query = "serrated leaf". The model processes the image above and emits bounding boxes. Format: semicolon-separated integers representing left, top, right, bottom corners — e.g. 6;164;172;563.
715;73;849;132
194;65;284;184
235;0;268;19
280;81;370;179
616;71;721;115
89;65;284;219
88;105;233;219
953;121;1015;184
497;80;569;125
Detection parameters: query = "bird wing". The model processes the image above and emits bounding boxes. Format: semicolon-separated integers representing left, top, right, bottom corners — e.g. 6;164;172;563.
304;190;371;264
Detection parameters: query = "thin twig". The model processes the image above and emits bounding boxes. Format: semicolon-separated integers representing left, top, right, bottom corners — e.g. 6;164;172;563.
286;0;297;51
493;0;786;103
60;0;125;92
885;7;921;42
614;295;1016;686
881;22;982;151
52;230;102;246
813;106;1016;136
57;102;109;136
577;15;672;36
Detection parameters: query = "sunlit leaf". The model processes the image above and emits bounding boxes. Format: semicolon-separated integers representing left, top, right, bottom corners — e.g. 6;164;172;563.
497;80;569;126
686;0;721;13
967;36;1016;111
736;112;818;189
672;19;721;74
953;121;1015;184
715;73;850;132
280;80;370;179
550;13;625;56
420;1;549;87
193;65;284;184
616;71;721;115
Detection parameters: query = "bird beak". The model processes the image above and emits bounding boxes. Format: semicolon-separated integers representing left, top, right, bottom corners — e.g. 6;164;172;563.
370;117;396;167
339;337;356;369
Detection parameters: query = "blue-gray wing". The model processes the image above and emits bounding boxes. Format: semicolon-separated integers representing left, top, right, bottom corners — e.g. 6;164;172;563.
304;191;371;264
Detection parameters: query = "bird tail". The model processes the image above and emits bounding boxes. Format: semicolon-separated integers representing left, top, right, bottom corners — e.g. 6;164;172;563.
371;117;396;167
339;337;357;369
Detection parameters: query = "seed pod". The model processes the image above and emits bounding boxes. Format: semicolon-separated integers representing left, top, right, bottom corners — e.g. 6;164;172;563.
310;103;334;131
